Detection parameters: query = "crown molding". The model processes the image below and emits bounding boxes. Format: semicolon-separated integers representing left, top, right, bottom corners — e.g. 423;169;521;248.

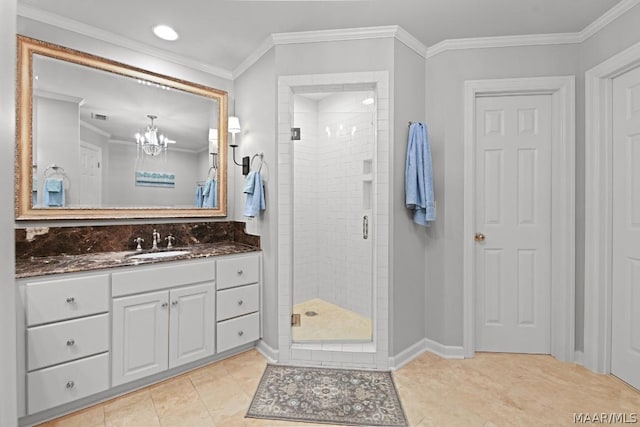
17;4;233;81
271;25;398;45
394;25;428;58
579;0;640;42
34;89;85;105
232;36;276;80
425;0;640;58
234;25;427;78
426;32;581;58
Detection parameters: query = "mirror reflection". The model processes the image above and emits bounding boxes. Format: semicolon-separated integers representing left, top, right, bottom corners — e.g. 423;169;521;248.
32;55;220;209
16;36;228;220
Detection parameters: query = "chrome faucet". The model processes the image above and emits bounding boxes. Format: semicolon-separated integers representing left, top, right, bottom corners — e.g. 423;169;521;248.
165;234;175;249
133;237;144;251
152;229;160;250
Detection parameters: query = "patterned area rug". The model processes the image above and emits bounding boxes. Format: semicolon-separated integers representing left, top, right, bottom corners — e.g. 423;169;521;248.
246;364;408;426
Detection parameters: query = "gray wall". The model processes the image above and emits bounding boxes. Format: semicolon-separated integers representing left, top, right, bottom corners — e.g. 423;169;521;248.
0;0;17;425
424;44;579;346
234;48;278;348
391;39;428;355
423;4;640;349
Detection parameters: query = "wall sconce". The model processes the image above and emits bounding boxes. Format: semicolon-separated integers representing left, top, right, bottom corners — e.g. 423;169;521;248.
228;116;250;175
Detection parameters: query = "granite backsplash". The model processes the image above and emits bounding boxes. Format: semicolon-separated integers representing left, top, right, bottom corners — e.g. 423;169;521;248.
16;221;260;259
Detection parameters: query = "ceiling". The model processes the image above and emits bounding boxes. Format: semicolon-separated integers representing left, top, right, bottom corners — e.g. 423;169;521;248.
19;0;622;73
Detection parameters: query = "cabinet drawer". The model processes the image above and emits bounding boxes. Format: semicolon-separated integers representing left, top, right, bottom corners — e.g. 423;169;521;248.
112;260;215;297
26;274;109;326
28;314;109;371
217;255;259;290
217;312;260;353
216;284;259;321
28;353;109;414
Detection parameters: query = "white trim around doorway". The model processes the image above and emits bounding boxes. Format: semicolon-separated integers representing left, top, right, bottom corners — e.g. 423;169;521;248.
462;76;576;361
276;71;390;370
584;40;640;374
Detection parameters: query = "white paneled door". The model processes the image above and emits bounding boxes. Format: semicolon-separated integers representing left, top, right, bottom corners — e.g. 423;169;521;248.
612;65;640;390
79;141;102;207
474;94;552;353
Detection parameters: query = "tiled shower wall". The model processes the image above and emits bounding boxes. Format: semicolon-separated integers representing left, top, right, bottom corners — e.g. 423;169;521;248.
293;91;375;319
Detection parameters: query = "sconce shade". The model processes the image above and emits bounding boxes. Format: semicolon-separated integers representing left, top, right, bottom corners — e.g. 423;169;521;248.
228;116;241;134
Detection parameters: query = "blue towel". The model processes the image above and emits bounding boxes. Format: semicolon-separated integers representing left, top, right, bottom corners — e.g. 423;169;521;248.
195;185;203;207
243;171;256;193
243;171;265;217
202;178;218;208
43;178;65;207
405;122;435;226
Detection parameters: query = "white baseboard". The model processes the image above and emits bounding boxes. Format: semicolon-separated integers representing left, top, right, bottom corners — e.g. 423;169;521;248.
388;339;426;370
389;338;466;370
574;350;584;366
256;339;279;363
423;338;465;360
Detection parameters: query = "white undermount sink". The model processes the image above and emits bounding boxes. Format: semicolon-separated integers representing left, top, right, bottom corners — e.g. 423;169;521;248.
128;250;190;260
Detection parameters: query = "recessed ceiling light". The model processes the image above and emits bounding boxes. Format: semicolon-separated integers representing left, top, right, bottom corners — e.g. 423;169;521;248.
362;97;375;105
153;25;179;41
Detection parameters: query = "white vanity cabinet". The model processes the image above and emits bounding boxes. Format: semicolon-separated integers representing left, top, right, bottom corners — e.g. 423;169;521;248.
20;273;110;414
111;260;215;386
17;251;262;421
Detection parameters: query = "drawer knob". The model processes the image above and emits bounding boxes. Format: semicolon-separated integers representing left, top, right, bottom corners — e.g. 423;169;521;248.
237;299;244;306
66;339;75;346
66;297;75;304
172;300;178;306
66;381;75;389
238;330;244;337
237;269;243;275
161;302;168;308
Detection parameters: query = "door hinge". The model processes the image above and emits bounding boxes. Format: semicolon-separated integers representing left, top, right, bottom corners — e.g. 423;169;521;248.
291;313;300;327
291;128;301;141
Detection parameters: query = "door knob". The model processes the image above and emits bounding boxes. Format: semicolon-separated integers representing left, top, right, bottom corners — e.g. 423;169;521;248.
475;233;486;242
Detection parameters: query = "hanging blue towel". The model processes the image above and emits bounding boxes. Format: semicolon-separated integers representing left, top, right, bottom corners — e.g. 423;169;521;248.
243;171;265;217
43;178;65;207
405;122;435;226
244;171;256;193
202;178;218;208
195;184;204;207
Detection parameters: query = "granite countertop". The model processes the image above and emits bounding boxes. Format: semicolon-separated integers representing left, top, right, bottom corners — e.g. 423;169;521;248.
16;241;260;279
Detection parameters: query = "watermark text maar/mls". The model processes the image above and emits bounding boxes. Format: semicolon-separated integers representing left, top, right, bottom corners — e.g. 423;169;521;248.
574;413;638;424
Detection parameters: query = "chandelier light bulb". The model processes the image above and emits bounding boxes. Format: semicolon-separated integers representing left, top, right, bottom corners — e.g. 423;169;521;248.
135;115;172;156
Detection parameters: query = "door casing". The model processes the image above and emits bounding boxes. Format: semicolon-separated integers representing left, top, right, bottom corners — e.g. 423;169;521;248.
463;76;576;361
585;39;640;374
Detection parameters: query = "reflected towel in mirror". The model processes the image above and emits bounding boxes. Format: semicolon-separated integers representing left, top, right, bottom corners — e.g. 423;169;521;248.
43;178;65;207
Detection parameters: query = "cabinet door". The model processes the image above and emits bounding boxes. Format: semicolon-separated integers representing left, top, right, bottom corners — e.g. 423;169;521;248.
112;291;169;386
169;283;215;369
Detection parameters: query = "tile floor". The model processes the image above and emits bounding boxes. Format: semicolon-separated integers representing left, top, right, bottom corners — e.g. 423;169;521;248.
292;298;372;342
38;348;640;427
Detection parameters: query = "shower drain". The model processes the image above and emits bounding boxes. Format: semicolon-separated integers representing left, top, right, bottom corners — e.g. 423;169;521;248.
304;311;318;317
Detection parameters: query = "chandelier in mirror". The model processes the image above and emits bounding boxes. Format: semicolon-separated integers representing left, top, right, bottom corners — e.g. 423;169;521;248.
135;114;175;156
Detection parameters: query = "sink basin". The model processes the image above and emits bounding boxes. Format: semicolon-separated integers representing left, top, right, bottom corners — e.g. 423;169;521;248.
128;250;190;260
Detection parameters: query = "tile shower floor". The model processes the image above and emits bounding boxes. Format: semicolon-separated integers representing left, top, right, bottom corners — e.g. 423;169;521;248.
292;298;372;342
38;349;640;427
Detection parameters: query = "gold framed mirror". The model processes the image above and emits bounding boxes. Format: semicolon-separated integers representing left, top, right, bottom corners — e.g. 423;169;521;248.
16;36;228;220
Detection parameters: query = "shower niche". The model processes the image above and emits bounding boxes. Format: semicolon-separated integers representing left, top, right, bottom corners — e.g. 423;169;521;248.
291;88;376;343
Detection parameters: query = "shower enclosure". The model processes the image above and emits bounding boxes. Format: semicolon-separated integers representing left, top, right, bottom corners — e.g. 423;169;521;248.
291;88;376;343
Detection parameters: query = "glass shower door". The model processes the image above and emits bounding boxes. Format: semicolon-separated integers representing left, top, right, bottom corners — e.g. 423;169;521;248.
291;89;375;343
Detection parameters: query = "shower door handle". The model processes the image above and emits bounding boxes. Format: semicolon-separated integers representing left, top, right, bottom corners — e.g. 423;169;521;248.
363;215;369;240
